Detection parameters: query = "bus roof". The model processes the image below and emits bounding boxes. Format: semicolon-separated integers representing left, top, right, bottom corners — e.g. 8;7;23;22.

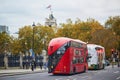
50;37;86;44
74;39;86;44
48;37;86;55
87;44;104;49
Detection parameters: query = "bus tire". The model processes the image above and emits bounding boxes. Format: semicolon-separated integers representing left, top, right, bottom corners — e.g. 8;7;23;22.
102;64;105;69
73;67;76;74
83;66;86;72
97;64;99;70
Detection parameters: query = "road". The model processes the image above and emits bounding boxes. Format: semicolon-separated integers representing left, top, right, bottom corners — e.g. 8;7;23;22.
0;66;120;80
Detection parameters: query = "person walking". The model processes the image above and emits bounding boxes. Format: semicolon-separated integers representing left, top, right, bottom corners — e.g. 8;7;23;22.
34;60;36;69
44;62;48;70
31;59;34;71
39;61;43;70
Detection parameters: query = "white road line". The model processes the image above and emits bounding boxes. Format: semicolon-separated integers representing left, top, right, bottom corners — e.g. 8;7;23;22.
55;78;63;80
114;71;119;74
66;78;77;80
68;76;72;78
67;76;77;80
116;76;120;80
17;77;31;80
73;78;77;80
81;76;89;79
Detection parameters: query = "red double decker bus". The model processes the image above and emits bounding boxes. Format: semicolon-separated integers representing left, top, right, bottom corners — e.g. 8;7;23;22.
48;37;88;74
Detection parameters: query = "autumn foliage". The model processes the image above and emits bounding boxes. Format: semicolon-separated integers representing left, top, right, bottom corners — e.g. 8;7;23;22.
0;16;120;58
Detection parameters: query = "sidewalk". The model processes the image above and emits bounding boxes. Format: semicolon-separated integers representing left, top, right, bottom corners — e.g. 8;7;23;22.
0;68;48;77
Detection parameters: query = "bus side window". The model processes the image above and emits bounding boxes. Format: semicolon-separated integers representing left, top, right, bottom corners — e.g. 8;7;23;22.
78;58;81;63
75;50;79;55
79;50;82;55
64;42;70;49
80;57;84;63
72;57;77;64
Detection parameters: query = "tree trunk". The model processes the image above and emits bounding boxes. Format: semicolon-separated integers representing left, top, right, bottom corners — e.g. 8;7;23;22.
4;53;8;69
19;52;23;69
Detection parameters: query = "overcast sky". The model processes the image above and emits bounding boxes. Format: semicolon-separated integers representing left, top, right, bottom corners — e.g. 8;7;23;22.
0;0;120;34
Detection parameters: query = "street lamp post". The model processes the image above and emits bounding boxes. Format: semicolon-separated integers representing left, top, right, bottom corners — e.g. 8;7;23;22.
32;22;35;54
30;22;36;71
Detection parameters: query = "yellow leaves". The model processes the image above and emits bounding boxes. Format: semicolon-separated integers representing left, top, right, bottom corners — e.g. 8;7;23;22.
19;26;32;39
18;25;55;54
11;39;21;55
56;18;104;42
0;32;11;53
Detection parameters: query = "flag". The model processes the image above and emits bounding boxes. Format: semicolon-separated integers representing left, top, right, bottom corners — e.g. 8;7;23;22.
46;5;51;9
29;49;35;58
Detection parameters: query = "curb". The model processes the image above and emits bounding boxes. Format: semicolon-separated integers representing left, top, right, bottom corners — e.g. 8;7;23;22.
0;70;48;77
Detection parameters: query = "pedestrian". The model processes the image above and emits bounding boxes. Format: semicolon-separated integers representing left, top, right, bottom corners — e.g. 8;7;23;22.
112;58;115;68
26;60;29;69
34;60;36;69
22;60;25;69
117;59;120;67
39;61;43;70
44;62;48;70
31;59;34;71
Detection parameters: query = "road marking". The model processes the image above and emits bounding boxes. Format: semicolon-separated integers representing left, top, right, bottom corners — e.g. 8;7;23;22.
81;76;92;80
17;76;35;80
55;78;63;80
116;76;120;80
68;76;72;78
66;78;77;80
73;78;77;80
114;71;119;74
81;76;89;79
17;77;31;80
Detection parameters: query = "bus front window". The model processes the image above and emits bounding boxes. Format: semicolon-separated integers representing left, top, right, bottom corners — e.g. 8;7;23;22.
57;46;65;54
48;42;70;73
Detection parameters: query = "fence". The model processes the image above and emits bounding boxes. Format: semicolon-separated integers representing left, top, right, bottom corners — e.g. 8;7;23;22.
0;54;4;67
0;54;43;68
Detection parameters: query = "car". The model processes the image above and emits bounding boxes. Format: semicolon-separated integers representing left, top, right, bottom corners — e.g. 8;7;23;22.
105;60;110;66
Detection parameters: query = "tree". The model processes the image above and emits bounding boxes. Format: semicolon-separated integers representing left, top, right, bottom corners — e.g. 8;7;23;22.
56;23;73;38
33;26;55;53
0;32;11;69
0;32;11;54
10;38;22;55
105;16;120;51
18;26;32;55
18;25;55;55
56;18;104;42
90;29;117;58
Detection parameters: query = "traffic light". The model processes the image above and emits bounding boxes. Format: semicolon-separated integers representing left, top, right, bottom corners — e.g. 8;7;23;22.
111;49;114;54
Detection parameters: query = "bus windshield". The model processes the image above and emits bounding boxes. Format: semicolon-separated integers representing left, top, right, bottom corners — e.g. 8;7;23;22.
48;42;70;73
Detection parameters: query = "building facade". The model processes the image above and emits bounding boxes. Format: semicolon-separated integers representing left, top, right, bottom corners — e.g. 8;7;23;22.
0;25;9;34
45;14;57;27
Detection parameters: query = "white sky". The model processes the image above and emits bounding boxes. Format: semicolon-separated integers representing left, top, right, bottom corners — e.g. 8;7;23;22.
0;0;120;34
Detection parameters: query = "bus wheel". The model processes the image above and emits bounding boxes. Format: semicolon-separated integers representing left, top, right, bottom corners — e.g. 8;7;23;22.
102;64;105;69
73;67;76;74
83;66;86;72
97;64;100;70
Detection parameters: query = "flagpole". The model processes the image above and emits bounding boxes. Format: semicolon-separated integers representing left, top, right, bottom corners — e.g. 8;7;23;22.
47;5;52;14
